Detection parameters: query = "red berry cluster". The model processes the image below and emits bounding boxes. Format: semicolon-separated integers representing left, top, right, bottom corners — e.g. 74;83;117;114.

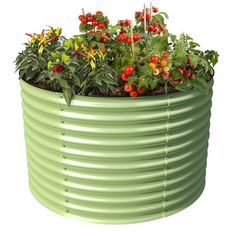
120;65;145;97
178;67;195;80
148;22;167;33
149;51;169;74
78;11;111;44
119;19;131;27
135;6;167;34
117;33;141;44
170;57;196;85
52;64;64;73
78;11;107;29
116;20;141;44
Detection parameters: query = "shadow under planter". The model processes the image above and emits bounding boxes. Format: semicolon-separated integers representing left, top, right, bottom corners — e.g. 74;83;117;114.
20;79;213;224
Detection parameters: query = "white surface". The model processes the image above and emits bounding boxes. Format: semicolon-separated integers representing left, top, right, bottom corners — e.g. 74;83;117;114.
0;0;235;235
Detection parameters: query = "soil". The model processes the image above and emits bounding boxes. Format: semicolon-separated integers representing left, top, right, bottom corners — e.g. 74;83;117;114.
24;75;213;97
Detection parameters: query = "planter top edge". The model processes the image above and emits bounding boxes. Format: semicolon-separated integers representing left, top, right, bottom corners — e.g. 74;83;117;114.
20;79;214;107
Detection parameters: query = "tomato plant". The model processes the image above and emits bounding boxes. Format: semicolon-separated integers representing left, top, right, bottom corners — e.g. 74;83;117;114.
15;6;219;105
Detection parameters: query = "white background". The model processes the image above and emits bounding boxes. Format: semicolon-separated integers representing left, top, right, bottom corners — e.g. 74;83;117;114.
0;0;235;235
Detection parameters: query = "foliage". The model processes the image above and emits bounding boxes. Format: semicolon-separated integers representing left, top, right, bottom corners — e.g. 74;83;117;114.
15;6;219;105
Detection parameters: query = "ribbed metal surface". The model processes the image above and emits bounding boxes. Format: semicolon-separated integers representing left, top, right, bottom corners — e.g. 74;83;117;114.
20;79;213;224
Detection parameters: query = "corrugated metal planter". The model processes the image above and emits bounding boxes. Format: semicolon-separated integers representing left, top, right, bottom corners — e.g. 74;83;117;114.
20;79;213;224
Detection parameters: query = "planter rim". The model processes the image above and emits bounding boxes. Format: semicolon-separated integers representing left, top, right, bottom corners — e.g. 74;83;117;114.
20;79;214;103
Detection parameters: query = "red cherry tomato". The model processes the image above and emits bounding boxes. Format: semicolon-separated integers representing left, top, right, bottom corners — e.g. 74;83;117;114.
178;67;184;74
100;37;108;44
96;11;103;16
183;70;190;77
152;27;160;33
137;87;145;94
163;71;170;78
157;67;163;73
92;20;99;27
146;14;151;20
133;34;141;41
98;22;106;29
81;18;87;24
153;7;159;13
159;23;165;31
147;25;154;32
119;20;125;26
119;35;127;42
139;16;144;22
124;83;133;92
125;65;135;76
86;15;94;22
78;15;84;20
130;90;138;97
126;37;133;44
186;71;191;78
187;56;191;65
150;55;159;64
162;51;169;60
120;29;127;35
125;19;131;26
152;21;158;27
173;79;181;85
121;73;128;81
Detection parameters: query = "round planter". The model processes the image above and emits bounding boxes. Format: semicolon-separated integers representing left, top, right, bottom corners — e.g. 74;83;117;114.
20;79;213;224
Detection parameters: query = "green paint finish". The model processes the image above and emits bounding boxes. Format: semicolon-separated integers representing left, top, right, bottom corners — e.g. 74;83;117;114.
20;79;213;224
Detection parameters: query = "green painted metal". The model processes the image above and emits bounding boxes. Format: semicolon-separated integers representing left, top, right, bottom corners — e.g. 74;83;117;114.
20;79;213;224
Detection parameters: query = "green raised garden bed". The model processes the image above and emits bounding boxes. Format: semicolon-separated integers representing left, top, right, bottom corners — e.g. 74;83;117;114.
21;79;213;224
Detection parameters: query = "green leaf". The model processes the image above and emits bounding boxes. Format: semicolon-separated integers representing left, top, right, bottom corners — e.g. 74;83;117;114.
79;24;86;32
171;69;183;79
17;62;31;70
189;54;199;66
150;35;168;53
175;80;192;92
199;58;210;72
36;71;48;82
59;79;70;88
158;12;169;19
193;77;209;95
205;50;219;66
150;79;158;90
62;88;73;106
